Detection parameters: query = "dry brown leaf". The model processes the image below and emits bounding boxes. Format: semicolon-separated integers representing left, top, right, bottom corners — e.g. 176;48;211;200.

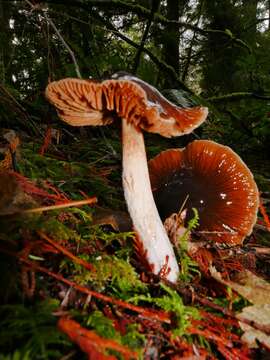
238;304;270;334
210;267;270;348
164;209;188;246
209;267;270;305
240;322;270;348
92;208;132;232
237;304;270;348
0;172;36;215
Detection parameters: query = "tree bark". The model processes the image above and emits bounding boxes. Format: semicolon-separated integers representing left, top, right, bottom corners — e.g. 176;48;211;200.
269;0;270;30
162;0;180;87
0;0;7;83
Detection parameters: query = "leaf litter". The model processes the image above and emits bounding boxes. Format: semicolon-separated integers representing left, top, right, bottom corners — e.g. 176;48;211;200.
0;129;269;359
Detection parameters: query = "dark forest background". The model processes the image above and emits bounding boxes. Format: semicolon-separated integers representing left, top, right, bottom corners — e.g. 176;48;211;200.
1;0;270;161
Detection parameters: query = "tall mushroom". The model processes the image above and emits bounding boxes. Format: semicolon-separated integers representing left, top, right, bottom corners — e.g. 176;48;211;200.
149;140;259;245
45;74;208;282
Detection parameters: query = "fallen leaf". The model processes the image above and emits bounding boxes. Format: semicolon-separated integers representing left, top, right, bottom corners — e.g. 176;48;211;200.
237;304;270;335
164;209;188;246
0;172;36;215
92;207;132;232
240;323;270;348
237;304;270;348
209;267;270;306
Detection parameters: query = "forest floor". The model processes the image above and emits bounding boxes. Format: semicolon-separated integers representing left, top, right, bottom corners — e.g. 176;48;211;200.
0;126;269;360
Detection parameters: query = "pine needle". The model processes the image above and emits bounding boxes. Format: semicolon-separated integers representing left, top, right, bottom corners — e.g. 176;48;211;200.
22;197;97;214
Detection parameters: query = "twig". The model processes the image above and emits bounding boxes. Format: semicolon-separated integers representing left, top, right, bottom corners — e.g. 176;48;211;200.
42;0;252;53
25;0;82;78
131;259;235;317
181;0;204;82
259;200;270;231
206;92;270;102
0;83;27;113
132;0;160;74
37;231;95;272
58;317;138;359
91;10;193;94
0;247;170;323
43;13;82;79
22;197;97;214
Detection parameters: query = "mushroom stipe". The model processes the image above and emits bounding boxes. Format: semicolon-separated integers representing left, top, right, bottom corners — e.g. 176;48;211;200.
46;73;208;283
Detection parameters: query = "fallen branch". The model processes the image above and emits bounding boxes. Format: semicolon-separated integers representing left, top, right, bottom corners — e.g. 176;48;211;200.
132;0;160;73
206;92;270;102
25;0;82;78
58;317;138;360
0;247;170;323
37;231;96;272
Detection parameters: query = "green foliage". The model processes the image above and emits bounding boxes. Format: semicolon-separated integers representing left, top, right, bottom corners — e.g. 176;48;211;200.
86;310;118;339
83;311;145;352
121;324;145;350
177;208;201;282
73;254;147;298
0;350;31;360
0;300;71;360
180;208;200;245
154;283;200;337
82;225;134;253
19;142;121;208
39;217;81;242
129;283;200;337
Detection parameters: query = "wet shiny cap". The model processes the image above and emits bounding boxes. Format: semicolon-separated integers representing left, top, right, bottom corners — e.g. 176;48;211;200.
45;75;208;137
149;140;259;244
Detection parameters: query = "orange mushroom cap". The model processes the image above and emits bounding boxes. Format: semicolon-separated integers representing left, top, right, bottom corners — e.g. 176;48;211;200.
45;75;208;137
149;140;259;245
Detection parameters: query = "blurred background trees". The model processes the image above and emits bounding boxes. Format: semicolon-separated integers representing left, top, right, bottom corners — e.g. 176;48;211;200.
0;0;270;160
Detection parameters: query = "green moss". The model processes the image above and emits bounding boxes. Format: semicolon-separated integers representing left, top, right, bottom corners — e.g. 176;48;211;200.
73;255;147;298
19;142;122;208
129;283;200;337
0;300;71;360
83;311;145;355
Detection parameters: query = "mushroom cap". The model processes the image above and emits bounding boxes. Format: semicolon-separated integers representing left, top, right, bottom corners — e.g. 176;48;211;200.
45;75;208;137
149;140;259;245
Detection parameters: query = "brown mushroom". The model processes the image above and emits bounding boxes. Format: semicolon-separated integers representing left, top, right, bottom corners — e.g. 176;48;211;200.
45;74;208;282
149;140;259;245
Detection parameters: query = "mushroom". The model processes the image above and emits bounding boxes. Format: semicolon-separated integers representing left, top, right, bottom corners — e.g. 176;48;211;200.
45;74;208;282
149;140;259;245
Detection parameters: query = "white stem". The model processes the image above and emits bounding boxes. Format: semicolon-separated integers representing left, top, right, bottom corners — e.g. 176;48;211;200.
122;121;180;283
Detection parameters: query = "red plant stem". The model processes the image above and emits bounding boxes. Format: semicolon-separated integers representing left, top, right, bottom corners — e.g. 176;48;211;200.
217;343;250;360
188;327;233;347
10;171;64;201
199;311;238;327
259;199;270;231
0;247;170;323
43;180;69;201
39;126;52;156
58;317;138;359
37;231;95;272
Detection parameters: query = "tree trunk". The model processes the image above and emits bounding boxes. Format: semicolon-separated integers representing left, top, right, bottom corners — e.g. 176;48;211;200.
0;0;6;83
269;0;270;30
162;0;180;87
243;0;258;36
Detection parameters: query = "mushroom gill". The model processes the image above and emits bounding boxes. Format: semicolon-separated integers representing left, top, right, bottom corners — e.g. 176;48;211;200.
149;140;259;245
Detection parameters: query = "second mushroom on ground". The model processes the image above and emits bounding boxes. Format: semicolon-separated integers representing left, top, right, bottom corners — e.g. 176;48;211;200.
149;140;259;245
46;73;208;283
